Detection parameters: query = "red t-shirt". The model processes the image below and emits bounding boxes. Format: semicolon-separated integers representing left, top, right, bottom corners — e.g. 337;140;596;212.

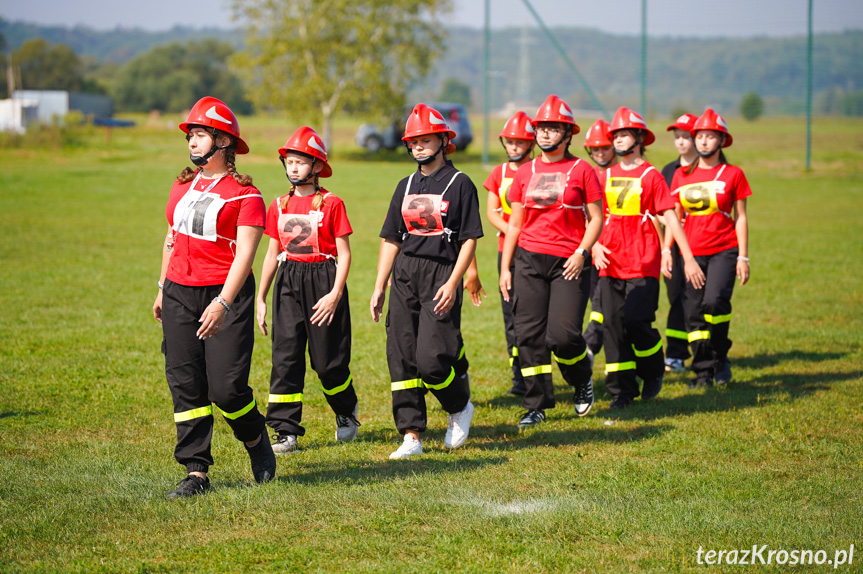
508;157;603;259
671;164;751;257
166;174;265;286
483;162;518;253
264;189;353;262
599;162;673;280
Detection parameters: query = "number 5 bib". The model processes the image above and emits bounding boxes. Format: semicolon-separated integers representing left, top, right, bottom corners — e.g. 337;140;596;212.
522;159;583;211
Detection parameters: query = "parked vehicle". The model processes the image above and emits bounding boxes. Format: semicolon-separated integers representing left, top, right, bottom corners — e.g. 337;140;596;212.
356;102;473;152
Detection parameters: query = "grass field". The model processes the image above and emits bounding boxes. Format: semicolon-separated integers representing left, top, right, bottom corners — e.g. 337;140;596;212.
1;113;861;573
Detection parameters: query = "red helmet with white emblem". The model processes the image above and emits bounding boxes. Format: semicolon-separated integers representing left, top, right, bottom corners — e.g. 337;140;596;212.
499;111;535;140
666;113;698;133
179;96;249;154
278;126;332;178
691;108;733;147
584;118;612;147
607;106;655;146
403;103;456;139
533;94;580;134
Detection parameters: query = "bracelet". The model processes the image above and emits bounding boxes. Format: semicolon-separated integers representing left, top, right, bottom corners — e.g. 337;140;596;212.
661;248;672;254
737;256;750;262
212;295;231;312
157;281;164;290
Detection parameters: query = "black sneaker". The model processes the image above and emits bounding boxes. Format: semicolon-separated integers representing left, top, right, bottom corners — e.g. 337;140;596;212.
517;409;546;428
573;379;594;417
245;430;276;483
714;360;732;385
641;375;663;400
166;474;210;499
687;377;713;390
609;397;631;409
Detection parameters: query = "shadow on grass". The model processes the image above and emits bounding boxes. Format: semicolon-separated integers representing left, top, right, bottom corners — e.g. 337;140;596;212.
731;350;851;369
0;411;43;419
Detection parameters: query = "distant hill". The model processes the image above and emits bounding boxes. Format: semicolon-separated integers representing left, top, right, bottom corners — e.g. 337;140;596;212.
2;20;860;116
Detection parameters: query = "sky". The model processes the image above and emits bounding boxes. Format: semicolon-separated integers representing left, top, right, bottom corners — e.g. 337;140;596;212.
1;0;861;37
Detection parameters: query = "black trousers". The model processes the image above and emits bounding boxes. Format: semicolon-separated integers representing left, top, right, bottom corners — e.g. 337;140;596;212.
664;243;690;360
682;247;738;380
583;264;604;355
600;276;664;401
497;252;523;383
513;247;592;411
162;275;265;474
387;254;471;434
266;260;357;437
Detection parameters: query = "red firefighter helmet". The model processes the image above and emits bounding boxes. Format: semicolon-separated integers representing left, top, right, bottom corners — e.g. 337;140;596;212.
666;113;698;133
278;126;332;178
607;106;655;146
402;103;457;154
499;111;535;140
179;96;249;154
691;108;733;147
533;94;580;134
584;118;612;147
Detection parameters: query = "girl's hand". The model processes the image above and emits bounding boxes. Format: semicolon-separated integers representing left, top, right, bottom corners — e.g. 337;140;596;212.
464;275;486;307
433;282;457;315
661;250;673;280
311;291;341;326
256;299;268;336
499;268;513;302
683;258;706;290
737;259;750;286
591;243;610;270
370;288;386;323
197;301;227;339
562;251;585;280
153;290;163;323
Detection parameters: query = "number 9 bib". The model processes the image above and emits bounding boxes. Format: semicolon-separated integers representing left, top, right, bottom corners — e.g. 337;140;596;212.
679;181;720;215
401;194;445;236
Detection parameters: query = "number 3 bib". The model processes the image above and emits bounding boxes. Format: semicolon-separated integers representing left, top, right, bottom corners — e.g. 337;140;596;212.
400;171;463;240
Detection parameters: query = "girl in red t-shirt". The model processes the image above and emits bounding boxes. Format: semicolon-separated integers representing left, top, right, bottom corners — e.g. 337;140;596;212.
153;97;274;498
256;127;359;455
482;111;535;397
499;94;604;428
670;109;751;388
593;107;704;409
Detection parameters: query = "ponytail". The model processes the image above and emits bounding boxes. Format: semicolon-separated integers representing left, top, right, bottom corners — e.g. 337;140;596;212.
225;146;253;186
278;175;324;211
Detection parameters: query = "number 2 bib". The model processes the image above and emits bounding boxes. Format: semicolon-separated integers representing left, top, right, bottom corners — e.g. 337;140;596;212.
278;211;323;261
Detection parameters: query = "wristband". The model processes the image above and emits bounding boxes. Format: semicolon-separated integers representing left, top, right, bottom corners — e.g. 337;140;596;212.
212;295;231;312
661;248;672;255
737;256;750;262
575;247;588;258
157;281;164;290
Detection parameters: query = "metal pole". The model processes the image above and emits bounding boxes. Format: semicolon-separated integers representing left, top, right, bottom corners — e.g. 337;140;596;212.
482;0;491;165
805;0;813;172
641;0;647;116
520;0;609;118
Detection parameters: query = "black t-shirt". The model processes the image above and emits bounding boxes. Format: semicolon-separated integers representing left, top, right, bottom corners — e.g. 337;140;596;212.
661;157;682;188
380;160;484;263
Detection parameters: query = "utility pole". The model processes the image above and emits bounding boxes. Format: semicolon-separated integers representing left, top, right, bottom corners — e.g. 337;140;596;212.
805;0;813;172
483;0;491;165
641;0;647;117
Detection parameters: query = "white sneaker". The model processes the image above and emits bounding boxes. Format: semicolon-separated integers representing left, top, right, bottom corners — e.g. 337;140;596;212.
271;434;298;455
444;400;474;449
389;435;423;459
335;405;360;442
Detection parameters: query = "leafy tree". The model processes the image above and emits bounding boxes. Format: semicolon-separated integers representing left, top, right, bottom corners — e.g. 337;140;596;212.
231;0;453;148
841;91;863;116
438;77;471;107
11;38;90;92
112;40;251;114
740;91;764;121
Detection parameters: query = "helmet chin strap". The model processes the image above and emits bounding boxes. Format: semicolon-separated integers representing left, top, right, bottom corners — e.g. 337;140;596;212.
536;128;570;153
614;140;638;157
285;157;318;185
190;130;229;166
500;138;532;162
696;134;725;158
406;136;445;166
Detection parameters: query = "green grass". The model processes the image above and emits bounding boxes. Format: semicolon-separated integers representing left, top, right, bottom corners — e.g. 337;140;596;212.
0;116;861;573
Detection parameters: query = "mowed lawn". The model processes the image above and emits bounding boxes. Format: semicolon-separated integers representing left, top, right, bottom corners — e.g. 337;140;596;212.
0;115;861;573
